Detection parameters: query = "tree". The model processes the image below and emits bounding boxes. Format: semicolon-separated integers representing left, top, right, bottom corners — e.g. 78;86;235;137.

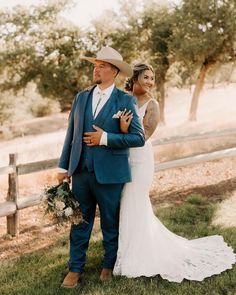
142;4;174;124
0;0;90;110
0;96;12;125
108;0;148;62
171;0;236;121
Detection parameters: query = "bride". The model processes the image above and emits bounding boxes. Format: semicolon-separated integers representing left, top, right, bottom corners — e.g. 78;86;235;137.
113;63;236;282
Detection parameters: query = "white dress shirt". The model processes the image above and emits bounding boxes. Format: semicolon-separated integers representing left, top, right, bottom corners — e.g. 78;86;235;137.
58;84;114;173
92;84;114;119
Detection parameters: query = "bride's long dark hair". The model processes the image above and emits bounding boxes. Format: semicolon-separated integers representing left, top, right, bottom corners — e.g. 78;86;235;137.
125;63;154;92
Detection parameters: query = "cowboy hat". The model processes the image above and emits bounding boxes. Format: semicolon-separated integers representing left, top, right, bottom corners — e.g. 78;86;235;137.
81;46;133;77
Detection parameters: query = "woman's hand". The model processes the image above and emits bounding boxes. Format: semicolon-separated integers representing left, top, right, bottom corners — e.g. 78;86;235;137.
120;109;133;133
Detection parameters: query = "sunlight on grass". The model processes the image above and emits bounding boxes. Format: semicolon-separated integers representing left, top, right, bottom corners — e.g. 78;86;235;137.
0;195;235;295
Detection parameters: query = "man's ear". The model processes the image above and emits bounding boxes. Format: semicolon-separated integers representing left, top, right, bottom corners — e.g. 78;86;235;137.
111;67;119;78
114;69;119;78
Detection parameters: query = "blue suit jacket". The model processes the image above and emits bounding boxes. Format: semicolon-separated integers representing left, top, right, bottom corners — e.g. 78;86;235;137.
58;85;145;184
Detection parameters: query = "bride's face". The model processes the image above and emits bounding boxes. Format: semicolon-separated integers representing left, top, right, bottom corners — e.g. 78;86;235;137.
133;69;155;94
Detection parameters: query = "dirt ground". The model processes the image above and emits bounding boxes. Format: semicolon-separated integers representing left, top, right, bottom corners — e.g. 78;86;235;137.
0;155;235;261
0;84;236;261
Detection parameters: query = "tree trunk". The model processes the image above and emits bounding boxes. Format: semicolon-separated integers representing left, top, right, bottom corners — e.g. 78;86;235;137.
189;62;212;121
156;79;165;125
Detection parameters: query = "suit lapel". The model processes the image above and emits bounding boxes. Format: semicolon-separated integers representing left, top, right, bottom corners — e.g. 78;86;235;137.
94;87;119;128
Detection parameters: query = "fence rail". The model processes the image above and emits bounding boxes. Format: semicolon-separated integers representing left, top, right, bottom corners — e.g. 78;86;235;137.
0;129;236;236
155;146;236;171
152;127;236;146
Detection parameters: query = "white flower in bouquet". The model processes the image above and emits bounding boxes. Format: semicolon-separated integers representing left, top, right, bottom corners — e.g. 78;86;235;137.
64;207;73;217
56;210;64;217
44;182;83;225
55;200;65;210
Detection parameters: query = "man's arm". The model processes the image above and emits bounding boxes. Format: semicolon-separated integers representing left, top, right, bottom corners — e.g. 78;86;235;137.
58;94;79;170
57;94;80;183
107;96;145;148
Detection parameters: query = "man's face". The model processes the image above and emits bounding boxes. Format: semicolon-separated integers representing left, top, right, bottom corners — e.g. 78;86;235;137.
93;60;118;85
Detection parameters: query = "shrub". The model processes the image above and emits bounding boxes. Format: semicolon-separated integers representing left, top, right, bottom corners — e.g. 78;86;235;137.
30;97;61;117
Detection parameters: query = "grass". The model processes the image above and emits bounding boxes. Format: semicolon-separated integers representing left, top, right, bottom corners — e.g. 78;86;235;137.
0;194;235;295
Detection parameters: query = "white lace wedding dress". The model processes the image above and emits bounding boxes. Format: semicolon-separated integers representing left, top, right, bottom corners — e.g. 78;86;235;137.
113;101;236;282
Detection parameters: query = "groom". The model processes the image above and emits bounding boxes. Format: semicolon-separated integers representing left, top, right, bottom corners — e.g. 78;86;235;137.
57;46;145;288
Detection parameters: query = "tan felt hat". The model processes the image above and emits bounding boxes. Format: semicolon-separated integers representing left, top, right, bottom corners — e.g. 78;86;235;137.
81;46;133;77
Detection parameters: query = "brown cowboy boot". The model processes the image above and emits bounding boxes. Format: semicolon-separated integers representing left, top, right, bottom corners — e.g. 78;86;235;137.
61;271;81;288
100;268;113;281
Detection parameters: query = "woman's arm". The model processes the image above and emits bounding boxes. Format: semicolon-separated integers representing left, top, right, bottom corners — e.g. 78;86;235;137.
119;99;160;140
143;99;160;140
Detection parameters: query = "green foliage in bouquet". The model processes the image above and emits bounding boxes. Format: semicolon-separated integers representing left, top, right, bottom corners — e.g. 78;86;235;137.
43;182;83;225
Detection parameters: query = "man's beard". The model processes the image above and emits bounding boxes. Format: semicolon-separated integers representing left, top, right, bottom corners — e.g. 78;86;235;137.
93;79;102;84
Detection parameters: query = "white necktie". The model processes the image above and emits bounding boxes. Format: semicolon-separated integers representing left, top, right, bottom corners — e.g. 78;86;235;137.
94;91;105;117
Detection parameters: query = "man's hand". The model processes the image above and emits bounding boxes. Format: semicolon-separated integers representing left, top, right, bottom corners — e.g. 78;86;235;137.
83;125;103;146
57;172;71;184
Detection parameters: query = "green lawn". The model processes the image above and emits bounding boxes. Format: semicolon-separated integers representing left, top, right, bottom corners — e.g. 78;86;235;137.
0;195;235;295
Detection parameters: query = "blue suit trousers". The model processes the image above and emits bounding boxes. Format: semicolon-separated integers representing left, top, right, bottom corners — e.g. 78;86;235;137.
68;170;124;272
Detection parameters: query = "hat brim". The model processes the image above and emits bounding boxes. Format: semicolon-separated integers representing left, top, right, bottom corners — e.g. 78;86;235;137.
81;56;133;77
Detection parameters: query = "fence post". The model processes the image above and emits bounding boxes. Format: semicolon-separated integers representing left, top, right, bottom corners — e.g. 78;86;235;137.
6;153;19;236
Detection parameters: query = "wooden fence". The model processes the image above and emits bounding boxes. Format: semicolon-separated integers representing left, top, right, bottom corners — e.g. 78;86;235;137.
0;154;58;236
0;128;236;236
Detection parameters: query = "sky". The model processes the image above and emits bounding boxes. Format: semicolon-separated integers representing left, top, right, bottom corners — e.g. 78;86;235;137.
0;0;180;28
0;0;122;28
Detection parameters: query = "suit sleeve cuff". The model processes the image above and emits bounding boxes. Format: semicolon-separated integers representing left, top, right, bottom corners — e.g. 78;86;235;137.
57;168;68;173
99;131;107;146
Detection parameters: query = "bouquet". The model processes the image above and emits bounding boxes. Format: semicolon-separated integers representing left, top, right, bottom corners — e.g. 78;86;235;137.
43;181;83;225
